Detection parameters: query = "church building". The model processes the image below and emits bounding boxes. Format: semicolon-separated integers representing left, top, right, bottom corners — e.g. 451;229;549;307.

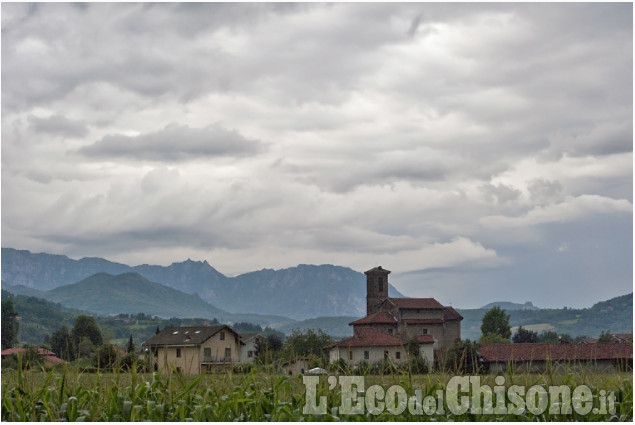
328;266;462;367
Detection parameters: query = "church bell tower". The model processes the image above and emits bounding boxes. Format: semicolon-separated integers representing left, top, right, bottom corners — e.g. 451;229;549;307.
365;266;390;315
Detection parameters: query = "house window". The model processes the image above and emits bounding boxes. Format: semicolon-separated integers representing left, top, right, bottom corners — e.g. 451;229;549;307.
176;348;181;358
388;329;393;335
349;350;353;360
384;351;389;360
364;351;369;360
378;277;384;292
225;347;231;359
248;350;254;358
220;331;225;340
204;347;211;361
422;328;428;335
396;351;401;360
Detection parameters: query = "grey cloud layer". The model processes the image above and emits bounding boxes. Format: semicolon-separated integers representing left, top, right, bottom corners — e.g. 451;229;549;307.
1;3;631;308
79;124;266;161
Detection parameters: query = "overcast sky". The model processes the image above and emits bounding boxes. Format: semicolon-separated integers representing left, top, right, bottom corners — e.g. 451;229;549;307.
2;3;632;309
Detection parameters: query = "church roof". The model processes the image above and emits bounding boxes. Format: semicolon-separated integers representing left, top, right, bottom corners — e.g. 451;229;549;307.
327;328;436;349
443;306;463;321
365;266;391;274
328;328;405;348
349;311;398;326
388;297;445;310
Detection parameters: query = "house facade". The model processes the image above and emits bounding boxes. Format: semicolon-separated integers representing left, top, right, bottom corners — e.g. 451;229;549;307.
239;333;263;364
143;325;242;374
328;266;462;367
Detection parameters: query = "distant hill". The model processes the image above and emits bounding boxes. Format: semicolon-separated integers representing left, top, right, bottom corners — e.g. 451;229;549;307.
459;293;633;340
45;272;227;318
1;281;47;298
1;248;403;320
2;274;296;332
1;289;90;344
480;301;539;311
1;289;286;349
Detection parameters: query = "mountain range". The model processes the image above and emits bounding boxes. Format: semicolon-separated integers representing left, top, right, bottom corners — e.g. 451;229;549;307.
1;248;403;320
3;248;631;343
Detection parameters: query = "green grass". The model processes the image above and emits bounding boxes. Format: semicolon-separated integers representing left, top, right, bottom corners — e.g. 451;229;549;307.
1;364;632;421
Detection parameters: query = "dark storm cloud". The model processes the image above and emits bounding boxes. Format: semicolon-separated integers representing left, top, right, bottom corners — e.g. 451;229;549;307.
78;124;266;161
28;114;88;138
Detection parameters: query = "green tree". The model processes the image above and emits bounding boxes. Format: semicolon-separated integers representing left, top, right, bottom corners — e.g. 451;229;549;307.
78;337;95;358
1;300;19;350
512;326;539;343
50;326;74;361
538;330;559;343
480;306;511;341
126;334;135;354
478;334;510;344
255;334;283;365
443;340;483;374
538;331;572;343
282;329;332;360
598;330;613;343
94;343;118;371
71;315;103;350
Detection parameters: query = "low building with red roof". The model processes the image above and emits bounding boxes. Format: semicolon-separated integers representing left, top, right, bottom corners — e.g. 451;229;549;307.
1;347;67;366
481;342;633;373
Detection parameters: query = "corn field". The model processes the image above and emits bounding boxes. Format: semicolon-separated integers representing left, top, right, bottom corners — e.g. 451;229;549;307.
1;363;632;421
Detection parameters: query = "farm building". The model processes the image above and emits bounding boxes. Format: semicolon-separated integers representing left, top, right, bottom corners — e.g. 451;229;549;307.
480;342;633;373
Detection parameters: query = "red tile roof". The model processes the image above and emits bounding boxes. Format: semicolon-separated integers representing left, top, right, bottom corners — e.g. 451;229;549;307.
416;335;435;344
1;347;55;356
1;347;67;364
329;328;406;348
388;298;444;309
612;333;633;343
580;334;632;344
481;343;633;362
349;311;398;326
365;266;391;274
443;306;463;321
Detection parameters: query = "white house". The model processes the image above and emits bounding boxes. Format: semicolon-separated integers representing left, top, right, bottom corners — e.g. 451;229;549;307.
238;333;263;363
